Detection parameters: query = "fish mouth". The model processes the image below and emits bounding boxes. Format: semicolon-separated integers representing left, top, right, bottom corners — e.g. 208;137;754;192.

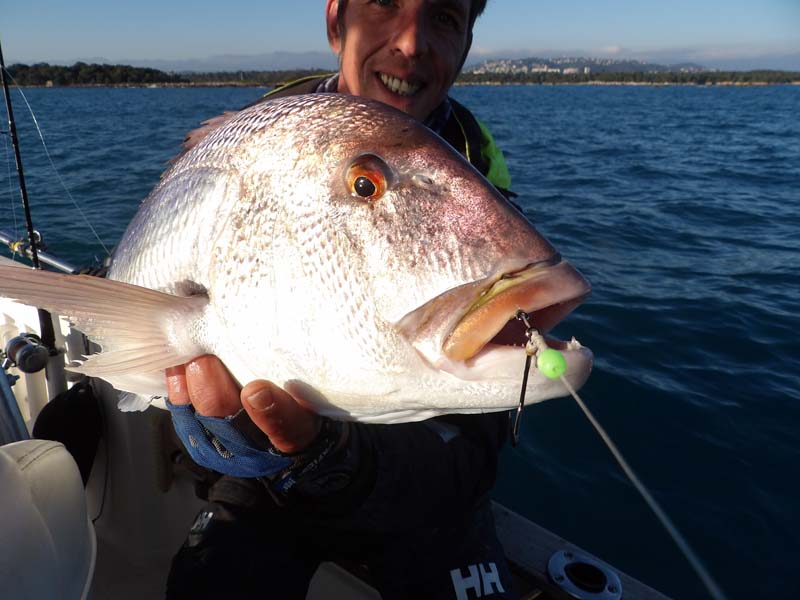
443;259;590;362
398;257;591;376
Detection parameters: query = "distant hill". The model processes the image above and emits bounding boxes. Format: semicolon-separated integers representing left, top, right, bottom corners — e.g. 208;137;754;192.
466;57;707;75
10;60;797;88
122;51;338;73
7;62;186;86
17;49;797;73
7;62;331;87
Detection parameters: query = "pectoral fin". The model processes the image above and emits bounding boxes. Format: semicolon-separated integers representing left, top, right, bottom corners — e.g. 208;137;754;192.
0;264;208;397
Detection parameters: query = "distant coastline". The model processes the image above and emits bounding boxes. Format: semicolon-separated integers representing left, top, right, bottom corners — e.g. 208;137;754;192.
456;79;800;87
7;62;800;88
15;80;800;89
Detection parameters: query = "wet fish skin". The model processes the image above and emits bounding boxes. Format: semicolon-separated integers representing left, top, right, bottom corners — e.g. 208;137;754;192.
0;94;592;423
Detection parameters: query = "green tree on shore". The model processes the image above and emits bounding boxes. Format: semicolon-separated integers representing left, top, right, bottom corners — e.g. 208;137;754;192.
8;62;186;86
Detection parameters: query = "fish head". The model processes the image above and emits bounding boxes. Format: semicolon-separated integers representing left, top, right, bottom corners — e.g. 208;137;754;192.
239;94;592;420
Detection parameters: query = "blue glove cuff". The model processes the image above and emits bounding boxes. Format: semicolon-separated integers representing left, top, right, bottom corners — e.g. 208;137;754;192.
166;400;293;478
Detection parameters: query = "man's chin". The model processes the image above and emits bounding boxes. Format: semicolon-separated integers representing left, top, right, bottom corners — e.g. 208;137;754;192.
370;80;431;120
378;93;430;121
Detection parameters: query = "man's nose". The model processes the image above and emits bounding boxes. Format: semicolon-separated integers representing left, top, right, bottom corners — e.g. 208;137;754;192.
393;15;429;58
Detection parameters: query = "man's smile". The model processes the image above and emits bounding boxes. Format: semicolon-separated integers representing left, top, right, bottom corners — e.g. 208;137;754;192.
378;72;423;97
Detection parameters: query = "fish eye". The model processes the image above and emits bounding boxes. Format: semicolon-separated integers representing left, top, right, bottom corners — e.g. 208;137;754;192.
354;176;376;197
345;154;389;201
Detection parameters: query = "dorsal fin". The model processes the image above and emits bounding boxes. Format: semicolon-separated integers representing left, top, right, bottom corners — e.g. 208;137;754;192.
166;110;240;170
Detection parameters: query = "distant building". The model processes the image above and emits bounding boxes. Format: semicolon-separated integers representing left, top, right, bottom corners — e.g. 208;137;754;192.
467;56;706;77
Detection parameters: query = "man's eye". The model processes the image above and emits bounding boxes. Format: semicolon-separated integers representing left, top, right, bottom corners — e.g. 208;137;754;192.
373;0;394;6
434;12;461;30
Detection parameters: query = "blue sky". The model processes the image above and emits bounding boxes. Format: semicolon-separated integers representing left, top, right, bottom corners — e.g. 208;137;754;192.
3;0;799;70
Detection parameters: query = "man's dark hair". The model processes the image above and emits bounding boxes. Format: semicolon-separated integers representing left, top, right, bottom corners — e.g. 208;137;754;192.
337;0;488;35
468;0;489;27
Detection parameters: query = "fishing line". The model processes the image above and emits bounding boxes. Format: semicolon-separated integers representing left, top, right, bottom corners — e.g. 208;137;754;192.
516;310;728;600
556;375;728;600
1;68;112;257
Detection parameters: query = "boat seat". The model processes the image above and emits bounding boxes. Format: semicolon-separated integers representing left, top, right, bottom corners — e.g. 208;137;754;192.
0;439;96;600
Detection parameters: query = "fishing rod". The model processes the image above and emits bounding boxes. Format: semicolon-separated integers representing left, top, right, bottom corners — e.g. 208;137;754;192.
0;40;61;375
0;42;44;271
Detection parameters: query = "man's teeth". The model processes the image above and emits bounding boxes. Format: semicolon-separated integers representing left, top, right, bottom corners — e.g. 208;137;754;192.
380;73;420;96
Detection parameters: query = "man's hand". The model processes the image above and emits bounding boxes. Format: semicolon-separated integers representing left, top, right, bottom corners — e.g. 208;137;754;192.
165;355;321;454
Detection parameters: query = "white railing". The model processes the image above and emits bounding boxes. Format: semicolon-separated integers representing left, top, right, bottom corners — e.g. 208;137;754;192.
0;257;79;438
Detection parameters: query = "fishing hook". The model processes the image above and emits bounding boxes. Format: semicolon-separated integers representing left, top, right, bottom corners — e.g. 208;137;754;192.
511;310;539;446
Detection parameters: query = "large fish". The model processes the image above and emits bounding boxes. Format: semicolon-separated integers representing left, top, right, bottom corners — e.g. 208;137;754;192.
0;94;592;423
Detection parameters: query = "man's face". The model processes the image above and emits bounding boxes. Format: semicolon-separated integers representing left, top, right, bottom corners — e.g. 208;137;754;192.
327;0;472;122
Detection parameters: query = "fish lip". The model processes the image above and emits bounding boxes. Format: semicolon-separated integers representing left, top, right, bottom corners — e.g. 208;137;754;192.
442;259;591;362
437;339;594;396
446;335;592;372
397;256;591;368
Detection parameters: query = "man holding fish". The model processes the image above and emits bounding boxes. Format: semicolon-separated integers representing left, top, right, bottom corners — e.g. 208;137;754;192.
0;0;592;595
0;0;592;596
164;1;527;598
96;0;594;597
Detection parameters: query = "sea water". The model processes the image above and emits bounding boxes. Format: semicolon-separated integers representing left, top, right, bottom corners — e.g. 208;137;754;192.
2;84;799;599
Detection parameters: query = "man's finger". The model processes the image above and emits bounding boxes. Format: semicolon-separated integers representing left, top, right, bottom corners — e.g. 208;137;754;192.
185;355;242;417
165;364;190;405
241;380;321;454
